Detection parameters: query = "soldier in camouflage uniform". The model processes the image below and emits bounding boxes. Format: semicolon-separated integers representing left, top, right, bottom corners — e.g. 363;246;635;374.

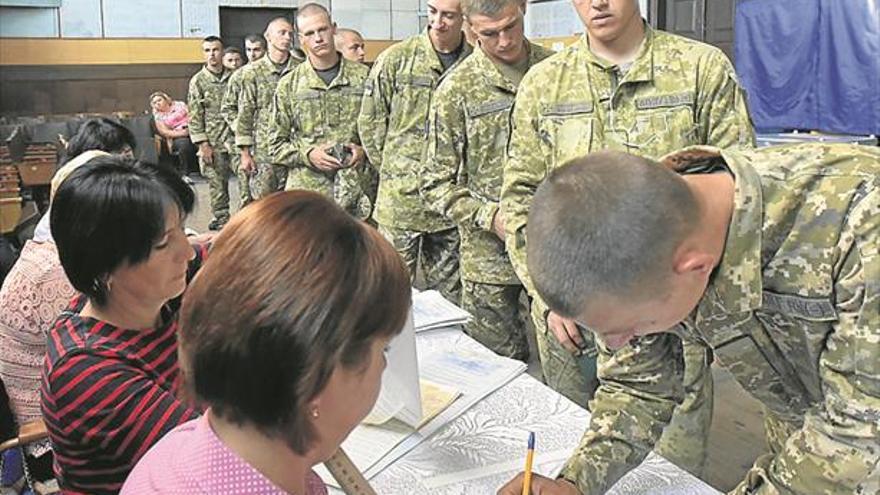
236;17;302;200
358;0;472;302
221;33;266;209
268;4;372;219
421;0;552;360
499;0;754;475
500;143;880;495
188;35;233;230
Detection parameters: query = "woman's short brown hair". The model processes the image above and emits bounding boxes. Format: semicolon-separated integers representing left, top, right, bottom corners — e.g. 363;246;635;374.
178;191;411;454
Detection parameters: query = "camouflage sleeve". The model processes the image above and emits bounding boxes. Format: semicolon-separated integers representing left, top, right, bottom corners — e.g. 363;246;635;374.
221;72;241;130
235;70;257;148
187;75;208;144
500;71;548;294
267;75;307;169
357;51;395;171
696;49;755;149
559;333;684;494
421;83;495;230
733;188;880;494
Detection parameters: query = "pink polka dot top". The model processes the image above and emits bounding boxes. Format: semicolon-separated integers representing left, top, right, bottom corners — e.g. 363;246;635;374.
121;414;328;494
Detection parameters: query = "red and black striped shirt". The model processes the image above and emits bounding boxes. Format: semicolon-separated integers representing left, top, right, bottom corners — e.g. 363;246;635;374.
41;244;207;494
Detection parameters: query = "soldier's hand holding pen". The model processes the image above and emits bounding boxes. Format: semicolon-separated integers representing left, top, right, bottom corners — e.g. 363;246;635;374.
308;143;343;172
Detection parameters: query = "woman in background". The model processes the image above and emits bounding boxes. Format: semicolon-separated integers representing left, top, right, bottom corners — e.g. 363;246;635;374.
123;191;412;494
150;91;198;177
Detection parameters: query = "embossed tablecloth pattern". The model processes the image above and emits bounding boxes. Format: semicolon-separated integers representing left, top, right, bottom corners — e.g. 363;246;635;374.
330;329;720;495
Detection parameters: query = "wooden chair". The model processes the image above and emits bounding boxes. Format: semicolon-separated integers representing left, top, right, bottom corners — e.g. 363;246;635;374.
0;418;49;454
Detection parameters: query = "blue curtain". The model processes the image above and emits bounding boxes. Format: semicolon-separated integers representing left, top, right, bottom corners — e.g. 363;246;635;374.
735;0;880;135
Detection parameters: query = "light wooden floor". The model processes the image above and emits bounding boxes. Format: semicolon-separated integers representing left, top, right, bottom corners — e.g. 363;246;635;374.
188;179;768;492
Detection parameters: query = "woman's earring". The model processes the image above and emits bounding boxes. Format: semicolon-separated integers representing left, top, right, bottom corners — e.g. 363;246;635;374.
311;408;320;419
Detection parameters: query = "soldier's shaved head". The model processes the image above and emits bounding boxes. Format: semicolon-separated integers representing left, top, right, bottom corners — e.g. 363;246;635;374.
461;0;524;18
267;16;293;31
335;28;366;63
526;151;698;316
296;2;332;29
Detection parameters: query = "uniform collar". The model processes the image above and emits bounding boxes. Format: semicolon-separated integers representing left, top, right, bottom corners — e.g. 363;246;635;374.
419;28;472;75
201;65;230;82
259;52;297;76
660;146;764;316
473;40;543;94
303;54;352;89
579;21;654;84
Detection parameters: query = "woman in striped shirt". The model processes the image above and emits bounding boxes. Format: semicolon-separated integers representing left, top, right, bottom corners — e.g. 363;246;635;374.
42;156;204;494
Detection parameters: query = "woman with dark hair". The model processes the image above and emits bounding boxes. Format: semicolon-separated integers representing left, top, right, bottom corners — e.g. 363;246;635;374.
64;117;136;162
42;155;204;494
122;191;412;494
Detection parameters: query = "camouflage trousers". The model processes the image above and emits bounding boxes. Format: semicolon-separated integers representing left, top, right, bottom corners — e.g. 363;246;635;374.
378;224;461;305
532;304;713;477
250;162;288;200
198;149;232;223
461;280;529;361
229;150;252;209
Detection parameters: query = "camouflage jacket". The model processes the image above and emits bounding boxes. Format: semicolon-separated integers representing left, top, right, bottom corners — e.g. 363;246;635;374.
422;42;553;284
187;65;232;147
501;25;754;299
235;54;301;163
220;66;247;152
358;29;472;231
560;143;880;495
268;56;369;199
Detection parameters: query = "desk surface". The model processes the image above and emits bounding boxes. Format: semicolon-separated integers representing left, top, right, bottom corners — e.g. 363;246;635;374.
331;328;720;495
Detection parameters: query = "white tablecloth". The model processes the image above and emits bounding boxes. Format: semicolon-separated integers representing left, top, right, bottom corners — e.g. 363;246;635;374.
331;328;720;495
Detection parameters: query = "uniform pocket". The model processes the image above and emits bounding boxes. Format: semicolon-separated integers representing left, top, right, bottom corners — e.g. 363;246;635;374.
538;101;595;169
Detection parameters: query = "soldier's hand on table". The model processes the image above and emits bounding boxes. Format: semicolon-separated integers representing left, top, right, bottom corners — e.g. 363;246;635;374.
348;144;366;167
547;311;584;354
492;209;506;240
198;142;214;165
240;149;256;175
497;472;580;495
308;144;343;172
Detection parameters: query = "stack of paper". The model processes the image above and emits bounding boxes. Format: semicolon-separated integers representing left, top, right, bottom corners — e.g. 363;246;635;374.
412;290;471;332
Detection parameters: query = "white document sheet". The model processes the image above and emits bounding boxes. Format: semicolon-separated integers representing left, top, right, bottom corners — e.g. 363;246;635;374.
412;290;472;332
363;311;422;427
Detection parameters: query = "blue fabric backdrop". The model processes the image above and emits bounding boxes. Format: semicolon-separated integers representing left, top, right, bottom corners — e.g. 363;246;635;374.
735;0;880;135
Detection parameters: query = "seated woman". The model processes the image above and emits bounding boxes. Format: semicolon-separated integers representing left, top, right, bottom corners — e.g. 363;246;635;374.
43;156;204;494
122;191;412;494
0;117;137;480
149;91;198;177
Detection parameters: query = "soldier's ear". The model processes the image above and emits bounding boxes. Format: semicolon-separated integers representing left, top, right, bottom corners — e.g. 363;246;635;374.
672;249;715;278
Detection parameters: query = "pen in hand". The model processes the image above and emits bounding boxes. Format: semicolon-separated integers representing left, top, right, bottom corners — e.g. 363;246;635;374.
522;431;535;495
